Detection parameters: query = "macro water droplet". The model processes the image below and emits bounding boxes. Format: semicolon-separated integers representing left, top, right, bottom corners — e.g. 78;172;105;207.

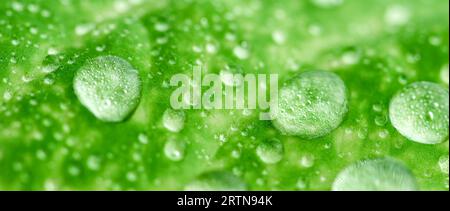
271;70;348;139
164;137;186;161
272;30;286;44
296;178;307;190
126;172;137;182
341;50;360;65
3;91;12;101
68;166;80;176
332;158;418;191
440;64;449;85
299;154;315;168
438;155;449;174
154;22;169;32
389;82;449;144
311;0;343;8
162;109;185;133
138;133;149;144
11;2;24;12
11;39;19;46
256;138;284;164
87;156;100;171
73;55;142;122
385;5;410;26
185;171;246;191
233;46;249;60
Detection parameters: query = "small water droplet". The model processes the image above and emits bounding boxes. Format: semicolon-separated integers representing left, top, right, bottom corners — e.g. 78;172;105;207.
233;46;249;60
256;138;284;164
164;137;186;161
162;109;185;133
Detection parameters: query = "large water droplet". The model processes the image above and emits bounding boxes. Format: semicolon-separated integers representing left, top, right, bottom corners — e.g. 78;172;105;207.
185;171;246;191
256;138;284;164
389;82;449;144
73;55;142;122
332;158;418;191
271;70;348;139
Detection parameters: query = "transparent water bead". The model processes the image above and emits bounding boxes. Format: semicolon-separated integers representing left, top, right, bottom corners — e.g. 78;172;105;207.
438;155;449;174
389;82;449;144
164;138;186;161
73;55;142;122
256;138;284;164
185;171;246;191
271;70;348;139
311;0;344;8
162;109;185;132
332;158;418;191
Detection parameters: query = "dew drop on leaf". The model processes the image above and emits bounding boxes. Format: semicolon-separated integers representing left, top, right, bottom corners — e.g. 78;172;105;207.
233;45;249;60
162;109;185;133
185;171;246;191
164;137;186;161
271;70;348;139
389;82;449;144
332;158;418;191
438;155;449;174
73;55;142;122
256;138;284;164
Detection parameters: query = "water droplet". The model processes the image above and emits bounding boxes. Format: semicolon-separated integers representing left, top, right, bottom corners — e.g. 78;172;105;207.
308;24;322;36
11;39;19;46
311;0;343;8
162;109;185;132
372;103;383;113
126;172;137;182
332;158;418;191
299;154;315;168
233;46;249;60
154;22;169;32
206;43;217;54
389;82;449;144
68;166;80;176
138;133;148;144
87;156;100;171
438;155;449;174
185;171;246;191
95;45;106;52
75;23;94;36
440;64;449;85
3;91;12;101
11;2;24;12
164;138;186;161
73;55;142;122
272;30;286;44
296;178;307;190
44;179;58;190
27;4;39;13
385;5;410;26
36;150;47;160
374;115;388;126
428;36;442;46
47;48;58;55
341;51;360;65
271;70;348;138
256;138;284;164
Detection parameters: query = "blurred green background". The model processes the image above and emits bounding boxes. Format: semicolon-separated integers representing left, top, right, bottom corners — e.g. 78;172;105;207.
0;0;448;190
